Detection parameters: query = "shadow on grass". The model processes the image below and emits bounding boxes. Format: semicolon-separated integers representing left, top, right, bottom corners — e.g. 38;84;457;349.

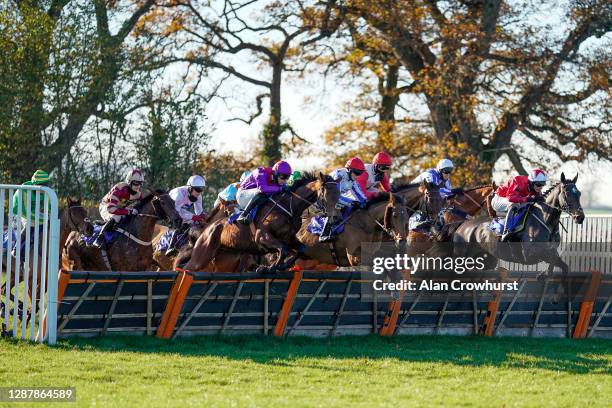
25;334;610;375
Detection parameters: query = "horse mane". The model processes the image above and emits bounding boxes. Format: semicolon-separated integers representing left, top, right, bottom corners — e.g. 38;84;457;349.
463;184;494;193
391;181;420;192
134;189;163;211
289;171;318;191
542;182;561;198
365;193;405;209
290;171;335;191
365;192;392;208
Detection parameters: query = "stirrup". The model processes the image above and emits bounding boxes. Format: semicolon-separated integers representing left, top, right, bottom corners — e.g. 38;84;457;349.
92;238;105;249
318;234;336;243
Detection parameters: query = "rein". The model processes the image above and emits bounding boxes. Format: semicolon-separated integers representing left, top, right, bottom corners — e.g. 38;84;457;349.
66;205;90;230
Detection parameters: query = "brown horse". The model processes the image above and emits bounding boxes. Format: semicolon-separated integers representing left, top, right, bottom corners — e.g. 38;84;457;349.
406;184;496;254
181;172;341;273
296;192;411;267
1;197;93;335
63;190;182;271
151;199;236;271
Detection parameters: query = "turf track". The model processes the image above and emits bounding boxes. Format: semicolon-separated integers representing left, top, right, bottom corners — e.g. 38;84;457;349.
0;334;610;407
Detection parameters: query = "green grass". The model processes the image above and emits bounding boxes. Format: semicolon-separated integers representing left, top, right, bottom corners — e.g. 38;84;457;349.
0;334;611;407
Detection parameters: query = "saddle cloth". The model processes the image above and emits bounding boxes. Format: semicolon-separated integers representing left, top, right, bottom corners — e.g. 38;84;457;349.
156;228;189;252
80;224;120;246
227;204;260;225
307;206;352;236
488;206;530;236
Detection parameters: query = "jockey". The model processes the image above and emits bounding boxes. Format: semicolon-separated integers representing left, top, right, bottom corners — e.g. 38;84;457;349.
92;169;146;249
411;159;462;197
357;151;392;199
491;168;547;241
165;175;207;256
319;157;368;243
214;171;251;208
11;170;52;244
235;161;292;224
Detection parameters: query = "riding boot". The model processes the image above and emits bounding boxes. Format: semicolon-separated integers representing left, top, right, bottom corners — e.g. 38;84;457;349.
165;223;189;256
92;219;116;249
237;193;264;224
500;207;515;242
318;216;337;243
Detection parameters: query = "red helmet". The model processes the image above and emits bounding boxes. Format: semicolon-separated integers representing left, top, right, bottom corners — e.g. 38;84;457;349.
528;168;548;183
373;152;392;166
345;157;365;172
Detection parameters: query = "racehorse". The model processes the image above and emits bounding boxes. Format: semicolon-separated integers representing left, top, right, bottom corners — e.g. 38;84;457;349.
296;192;412;267
151;199;236;271
180;172;340;273
1;197;92;335
452;173;584;283
406;184;497;252
62;190;182;271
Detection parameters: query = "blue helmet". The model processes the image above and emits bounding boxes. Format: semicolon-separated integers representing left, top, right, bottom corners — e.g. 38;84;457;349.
239;171;251;182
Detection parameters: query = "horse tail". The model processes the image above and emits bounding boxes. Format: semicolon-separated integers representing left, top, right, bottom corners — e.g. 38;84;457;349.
182;221;224;271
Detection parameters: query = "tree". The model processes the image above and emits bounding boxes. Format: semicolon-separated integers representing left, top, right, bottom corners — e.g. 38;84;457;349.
316;0;611;183
134;92;212;190
0;0;158;182
149;0;341;165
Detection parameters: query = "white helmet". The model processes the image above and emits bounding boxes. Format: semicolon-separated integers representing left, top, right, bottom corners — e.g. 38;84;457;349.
125;168;144;183
528;169;547;183
436;159;454;172
187;175;206;188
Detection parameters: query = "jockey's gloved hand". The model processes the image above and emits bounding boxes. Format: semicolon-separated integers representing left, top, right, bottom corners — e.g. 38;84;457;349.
451;188;464;194
191;214;204;223
130;208;139;215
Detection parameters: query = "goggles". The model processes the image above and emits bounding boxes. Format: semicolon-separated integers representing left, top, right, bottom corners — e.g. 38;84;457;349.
131;181;143;187
377;165;391;172
533;182;545;188
350;169;364;176
191;186;204;193
440;168;453;175
277;173;290;180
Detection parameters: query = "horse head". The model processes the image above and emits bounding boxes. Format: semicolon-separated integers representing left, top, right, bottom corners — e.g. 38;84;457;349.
65;196;93;236
316;172;341;219
383;194;409;249
554;173;585;224
418;181;445;219
140;189;183;228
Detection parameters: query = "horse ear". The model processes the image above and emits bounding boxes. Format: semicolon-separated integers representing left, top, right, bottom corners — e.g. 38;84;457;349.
560;172;566;182
76;196;82;205
572;173;578;183
66;197;73;206
318;172;326;182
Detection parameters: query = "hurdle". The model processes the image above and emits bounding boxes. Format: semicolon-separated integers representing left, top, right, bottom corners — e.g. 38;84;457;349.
51;269;612;339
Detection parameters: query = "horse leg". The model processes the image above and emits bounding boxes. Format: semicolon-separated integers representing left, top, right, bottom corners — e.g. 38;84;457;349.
551;256;570;304
183;222;223;271
0;283;6;336
253;231;287;273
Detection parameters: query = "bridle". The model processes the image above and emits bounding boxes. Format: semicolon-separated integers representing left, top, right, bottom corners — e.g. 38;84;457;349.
66;205;91;233
266;180;339;220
